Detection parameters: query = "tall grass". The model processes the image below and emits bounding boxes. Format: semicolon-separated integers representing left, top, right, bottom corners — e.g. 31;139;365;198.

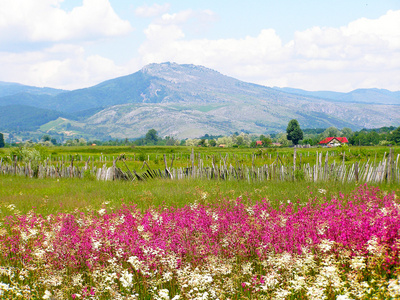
1;175;399;217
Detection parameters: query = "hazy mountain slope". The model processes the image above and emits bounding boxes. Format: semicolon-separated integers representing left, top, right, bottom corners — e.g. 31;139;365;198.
2;62;400;139
0;81;66;98
82;100;399;139
0;93;57;108
274;87;400;105
45;62;285;112
0;105;65;131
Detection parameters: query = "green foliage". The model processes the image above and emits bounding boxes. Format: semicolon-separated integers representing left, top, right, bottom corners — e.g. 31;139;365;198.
390;126;400;144
349;130;388;146
83;169;96;181
294;169;305;181
321;126;341;138
0;105;63;131
286;119;303;145
145;129;159;144
138;152;147;161
42;134;51;142
0;132;4;148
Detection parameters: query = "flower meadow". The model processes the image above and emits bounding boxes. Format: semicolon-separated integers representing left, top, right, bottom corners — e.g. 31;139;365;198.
1;185;400;299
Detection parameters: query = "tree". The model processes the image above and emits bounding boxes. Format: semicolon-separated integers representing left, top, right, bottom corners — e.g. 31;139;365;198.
42;135;51;142
145;129;159;145
198;139;207;147
0;132;4;148
209;139;217;147
286;119;303;145
341;127;353;138
390;126;400;144
322;126;340;138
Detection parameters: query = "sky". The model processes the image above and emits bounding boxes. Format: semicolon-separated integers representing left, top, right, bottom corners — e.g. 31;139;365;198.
0;0;399;92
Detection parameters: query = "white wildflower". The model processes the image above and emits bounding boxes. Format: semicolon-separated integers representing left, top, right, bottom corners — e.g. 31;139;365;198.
350;256;365;270
318;189;327;194
221;237;230;248
367;236;379;254
98;208;106;216
157;288;170;300
210;224;219;233
128;256;142;270
388;277;400;297
92;239;102;250
71;274;83;286
275;288;290;300
163;271;173;282
246;207;254;216
289;275;306;292
242;262;253;274
319;239;335;253
261;273;279;290
120;270;133;288
336;295;353;300
43;290;52;299
307;285;327;300
260;210;270;220
279;216;287;227
33;249;46;259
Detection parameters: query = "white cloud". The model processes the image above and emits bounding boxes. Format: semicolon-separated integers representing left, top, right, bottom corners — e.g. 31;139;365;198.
135;3;171;18
0;45;131;89
0;0;133;45
1;5;399;92
138;9;400;91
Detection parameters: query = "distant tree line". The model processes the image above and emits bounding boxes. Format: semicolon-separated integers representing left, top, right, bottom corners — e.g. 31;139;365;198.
1;124;400;149
301;126;400;146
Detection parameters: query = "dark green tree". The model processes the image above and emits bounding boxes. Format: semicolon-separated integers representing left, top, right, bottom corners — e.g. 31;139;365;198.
209;139;217;147
145;129;159;145
286;119;303;145
198;139;207;147
390;126;400;144
0;132;4;148
42;135;51;142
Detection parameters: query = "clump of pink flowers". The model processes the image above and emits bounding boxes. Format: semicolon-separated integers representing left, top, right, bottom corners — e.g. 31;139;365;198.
1;184;400;299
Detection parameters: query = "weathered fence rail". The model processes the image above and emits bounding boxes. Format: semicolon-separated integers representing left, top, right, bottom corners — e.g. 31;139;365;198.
1;149;399;184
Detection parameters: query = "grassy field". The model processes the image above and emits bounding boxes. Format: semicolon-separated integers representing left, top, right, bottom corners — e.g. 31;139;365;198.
1;173;399;218
1;145;400;299
1;144;399;172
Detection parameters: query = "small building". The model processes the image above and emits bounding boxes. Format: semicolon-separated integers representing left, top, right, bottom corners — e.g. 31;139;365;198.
319;137;348;147
256;141;263;146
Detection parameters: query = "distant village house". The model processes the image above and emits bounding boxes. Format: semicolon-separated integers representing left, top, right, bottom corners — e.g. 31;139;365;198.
319;137;348;147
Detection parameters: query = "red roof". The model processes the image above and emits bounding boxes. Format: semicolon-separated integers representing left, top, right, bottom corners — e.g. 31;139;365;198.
319;137;348;144
256;141;263;145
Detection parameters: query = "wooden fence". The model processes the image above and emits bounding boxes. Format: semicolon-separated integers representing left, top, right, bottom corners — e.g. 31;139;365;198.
0;149;399;184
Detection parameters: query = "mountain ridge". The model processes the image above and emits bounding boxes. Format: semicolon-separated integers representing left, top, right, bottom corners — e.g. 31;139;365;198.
0;62;399;139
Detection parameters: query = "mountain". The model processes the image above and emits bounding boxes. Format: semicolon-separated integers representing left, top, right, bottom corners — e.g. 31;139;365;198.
0;81;66;98
273;87;400;105
0;105;66;131
1;62;400;139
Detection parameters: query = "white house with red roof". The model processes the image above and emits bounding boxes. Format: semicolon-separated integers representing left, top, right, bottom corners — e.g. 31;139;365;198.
319;137;349;147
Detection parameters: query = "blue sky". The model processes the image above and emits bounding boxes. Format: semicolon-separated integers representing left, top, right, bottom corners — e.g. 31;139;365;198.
0;0;399;91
